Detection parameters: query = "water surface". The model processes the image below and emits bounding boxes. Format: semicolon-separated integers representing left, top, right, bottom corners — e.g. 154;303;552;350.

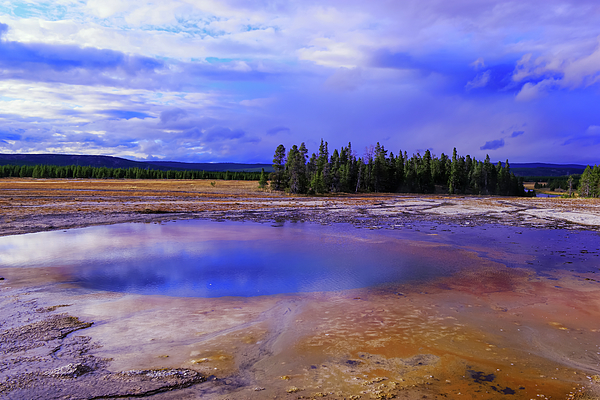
0;220;598;297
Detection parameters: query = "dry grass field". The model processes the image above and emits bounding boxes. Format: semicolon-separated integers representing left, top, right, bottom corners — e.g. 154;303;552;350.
0;178;280;233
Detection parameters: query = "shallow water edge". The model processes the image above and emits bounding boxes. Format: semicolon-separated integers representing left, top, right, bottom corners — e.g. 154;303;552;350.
1;219;600;399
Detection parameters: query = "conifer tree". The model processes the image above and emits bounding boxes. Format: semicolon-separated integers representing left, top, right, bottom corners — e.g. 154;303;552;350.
271;144;286;190
448;148;459;194
258;168;268;189
418;149;434;193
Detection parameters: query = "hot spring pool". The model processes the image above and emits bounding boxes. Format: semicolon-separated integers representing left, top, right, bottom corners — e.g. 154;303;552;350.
0;219;598;297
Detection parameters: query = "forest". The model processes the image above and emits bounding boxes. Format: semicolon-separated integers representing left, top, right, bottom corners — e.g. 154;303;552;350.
2;146;597;198
0;164;261;181
266;140;526;196
530;166;599;198
578;165;600;197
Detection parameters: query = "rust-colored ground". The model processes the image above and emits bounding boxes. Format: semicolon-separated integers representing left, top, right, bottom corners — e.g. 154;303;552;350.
3;243;599;399
1;178;600;399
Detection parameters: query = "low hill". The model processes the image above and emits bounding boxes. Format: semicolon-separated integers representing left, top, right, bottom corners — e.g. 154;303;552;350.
0;153;153;169
149;161;273;173
0;154;273;173
509;163;587;177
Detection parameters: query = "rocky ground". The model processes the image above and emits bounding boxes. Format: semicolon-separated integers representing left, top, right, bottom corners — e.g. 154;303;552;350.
1;178;600;399
0;284;213;399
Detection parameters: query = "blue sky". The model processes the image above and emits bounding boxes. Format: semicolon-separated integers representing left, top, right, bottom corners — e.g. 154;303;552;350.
0;0;599;164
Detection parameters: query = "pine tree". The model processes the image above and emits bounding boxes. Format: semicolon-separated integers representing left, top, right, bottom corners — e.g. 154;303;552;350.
328;149;339;192
394;151;405;190
316;139;330;190
448;148;459;194
482;154;494;194
579;166;593;197
258;168;268;189
470;161;483;194
593;166;600;197
405;155;418;192
286;145;308;194
311;171;326;194
271;144;286;190
418;150;434;193
372;143;389;192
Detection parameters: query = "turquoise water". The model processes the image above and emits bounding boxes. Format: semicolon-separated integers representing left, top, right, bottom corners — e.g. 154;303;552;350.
0;220;598;297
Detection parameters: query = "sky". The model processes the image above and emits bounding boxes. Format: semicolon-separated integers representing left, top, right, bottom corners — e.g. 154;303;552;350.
0;1;599;164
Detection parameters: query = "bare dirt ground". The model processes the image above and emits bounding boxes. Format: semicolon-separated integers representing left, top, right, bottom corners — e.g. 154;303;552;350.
1;178;600;237
1;178;600;399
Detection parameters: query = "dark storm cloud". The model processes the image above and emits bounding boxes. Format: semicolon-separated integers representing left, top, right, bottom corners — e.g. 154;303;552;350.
0;28;163;80
0;129;22;141
369;48;469;82
511;131;525;137
370;48;520;95
480;139;505;150
204;126;246;142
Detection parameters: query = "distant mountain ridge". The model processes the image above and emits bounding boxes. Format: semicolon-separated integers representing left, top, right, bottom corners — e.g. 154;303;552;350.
0;154;274;173
509;163;587;169
148;160;273;172
508;163;587;177
0;154;588;176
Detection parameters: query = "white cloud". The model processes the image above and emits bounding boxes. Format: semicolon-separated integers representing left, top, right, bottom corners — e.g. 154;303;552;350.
465;70;490;90
586;125;600;135
471;57;485;70
514;41;600;100
298;38;364;68
561;44;600;88
515;79;559;101
85;0;135;19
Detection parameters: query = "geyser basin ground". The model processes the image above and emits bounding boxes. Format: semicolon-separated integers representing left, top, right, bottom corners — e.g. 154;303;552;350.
1;219;600;399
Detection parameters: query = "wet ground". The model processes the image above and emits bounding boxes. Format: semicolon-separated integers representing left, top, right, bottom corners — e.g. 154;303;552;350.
2;264;600;399
1;179;600;399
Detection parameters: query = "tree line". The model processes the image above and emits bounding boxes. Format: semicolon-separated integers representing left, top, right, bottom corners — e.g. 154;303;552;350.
532;176;581;191
265;140;526;196
0;163;261;181
578;165;600;197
